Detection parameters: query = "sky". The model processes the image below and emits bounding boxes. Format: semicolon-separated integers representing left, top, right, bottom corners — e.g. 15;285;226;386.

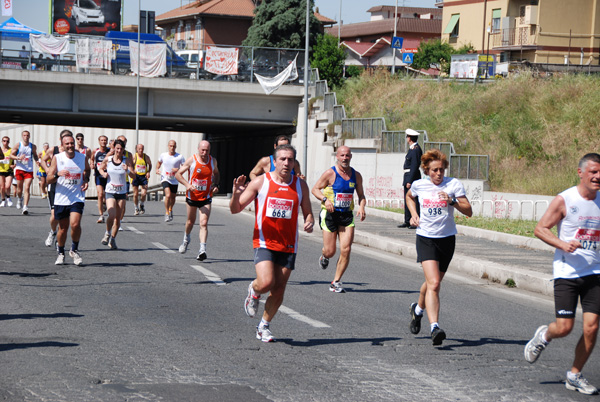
0;0;438;34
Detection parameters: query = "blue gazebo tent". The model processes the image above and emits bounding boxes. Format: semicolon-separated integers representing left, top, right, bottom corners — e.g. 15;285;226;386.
0;17;44;41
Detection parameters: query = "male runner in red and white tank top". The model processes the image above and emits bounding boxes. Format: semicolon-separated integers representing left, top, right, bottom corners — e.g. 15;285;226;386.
175;140;220;261
230;144;314;343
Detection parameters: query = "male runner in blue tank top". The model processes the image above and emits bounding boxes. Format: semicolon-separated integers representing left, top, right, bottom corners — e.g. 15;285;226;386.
249;135;304;181
311;146;366;293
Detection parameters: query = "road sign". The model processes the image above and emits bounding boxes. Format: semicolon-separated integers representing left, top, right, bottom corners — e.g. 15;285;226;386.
391;36;403;49
402;53;414;64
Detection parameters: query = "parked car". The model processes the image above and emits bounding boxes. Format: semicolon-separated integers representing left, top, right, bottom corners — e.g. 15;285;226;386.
71;0;105;26
176;50;203;69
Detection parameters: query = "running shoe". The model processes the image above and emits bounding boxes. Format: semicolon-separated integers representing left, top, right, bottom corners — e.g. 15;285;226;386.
41;193;47;199
566;373;599;395
524;325;548;363
164;214;170;222
118;226;123;231
16;198;22;209
55;253;65;265
69;250;83;266
97;216;104;223
0;200;5;207
6;197;12;207
179;239;189;254
319;255;329;270
244;282;260;317
134;207;140;215
196;251;207;261
329;281;345;293
22;205;28;215
101;232;110;245
431;327;446;346
256;325;275;343
409;303;422;335
140;204;145;214
45;231;57;247
169;210;173;220
108;237;117;250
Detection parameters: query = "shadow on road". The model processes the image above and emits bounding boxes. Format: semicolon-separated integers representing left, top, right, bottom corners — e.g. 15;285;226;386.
278;337;401;347
0;272;55;278
0;313;84;321
439;337;528;350
0;341;79;352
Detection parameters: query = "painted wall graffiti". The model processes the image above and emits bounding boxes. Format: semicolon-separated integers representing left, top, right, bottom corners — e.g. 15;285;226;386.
365;175;402;199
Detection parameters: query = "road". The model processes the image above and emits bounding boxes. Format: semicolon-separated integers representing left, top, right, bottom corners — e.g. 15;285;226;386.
0;197;597;401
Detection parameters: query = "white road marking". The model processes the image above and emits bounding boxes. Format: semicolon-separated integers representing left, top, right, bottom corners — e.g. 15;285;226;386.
127;226;144;234
272;303;331;328
152;242;176;254
190;265;226;286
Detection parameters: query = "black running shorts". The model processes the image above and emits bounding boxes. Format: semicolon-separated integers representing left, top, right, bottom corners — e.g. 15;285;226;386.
416;234;456;272
554;275;600;318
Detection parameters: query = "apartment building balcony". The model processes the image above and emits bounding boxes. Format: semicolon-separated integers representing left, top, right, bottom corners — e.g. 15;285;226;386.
490;26;539;51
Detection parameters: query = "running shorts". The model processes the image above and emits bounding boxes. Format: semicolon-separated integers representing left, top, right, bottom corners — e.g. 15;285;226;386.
416;234;456;273
185;197;212;208
14;170;33;181
319;209;355;233
554;275;600;318
54;202;85;220
162;181;178;194
95;175;107;188
254;248;296;270
132;175;148;187
106;193;127;200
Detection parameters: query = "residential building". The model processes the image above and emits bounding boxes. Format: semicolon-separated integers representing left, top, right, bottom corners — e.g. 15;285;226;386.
327;6;441;69
441;0;600;65
156;0;336;51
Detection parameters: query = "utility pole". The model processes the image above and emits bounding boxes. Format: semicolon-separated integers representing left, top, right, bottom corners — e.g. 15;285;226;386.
481;0;488;52
338;0;342;45
391;0;399;75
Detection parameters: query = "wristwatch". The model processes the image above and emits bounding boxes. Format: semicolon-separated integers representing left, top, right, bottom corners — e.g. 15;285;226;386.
322;197;327;203
449;197;457;206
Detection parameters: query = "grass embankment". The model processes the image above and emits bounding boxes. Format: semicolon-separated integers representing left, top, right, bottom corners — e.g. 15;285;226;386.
337;71;600;196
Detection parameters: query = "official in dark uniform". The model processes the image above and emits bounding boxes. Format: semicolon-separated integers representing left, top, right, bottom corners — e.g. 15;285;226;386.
398;129;422;229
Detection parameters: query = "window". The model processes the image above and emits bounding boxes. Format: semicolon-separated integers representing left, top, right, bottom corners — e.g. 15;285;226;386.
444;14;460;38
492;9;501;33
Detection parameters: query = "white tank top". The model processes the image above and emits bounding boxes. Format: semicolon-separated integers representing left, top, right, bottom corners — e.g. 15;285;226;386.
54;152;86;206
553;186;600;279
15;141;34;172
105;156;128;194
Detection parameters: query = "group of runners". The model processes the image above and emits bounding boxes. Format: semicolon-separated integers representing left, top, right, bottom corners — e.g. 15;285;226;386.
4;128;600;395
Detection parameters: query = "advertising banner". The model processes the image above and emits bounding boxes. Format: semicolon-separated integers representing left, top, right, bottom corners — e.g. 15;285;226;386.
51;0;122;36
205;46;239;75
2;0;12;17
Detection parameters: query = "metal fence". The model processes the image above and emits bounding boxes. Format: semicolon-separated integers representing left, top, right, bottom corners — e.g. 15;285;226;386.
423;141;455;158
314;80;328;97
381;130;429;153
0;35;308;84
341;118;386;139
333;105;346;123
323;92;336;112
448;154;489;180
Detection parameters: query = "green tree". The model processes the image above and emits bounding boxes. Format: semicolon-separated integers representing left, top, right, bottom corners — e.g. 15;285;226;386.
243;0;321;49
311;34;346;88
412;39;455;74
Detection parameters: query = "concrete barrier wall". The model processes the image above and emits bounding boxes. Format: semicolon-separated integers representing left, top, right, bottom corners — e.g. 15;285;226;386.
0;123;205;198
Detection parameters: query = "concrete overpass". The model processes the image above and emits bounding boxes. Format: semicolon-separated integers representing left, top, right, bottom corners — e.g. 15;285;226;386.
0;69;303;135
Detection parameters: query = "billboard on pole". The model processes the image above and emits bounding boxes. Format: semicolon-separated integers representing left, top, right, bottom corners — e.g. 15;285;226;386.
51;0;122;36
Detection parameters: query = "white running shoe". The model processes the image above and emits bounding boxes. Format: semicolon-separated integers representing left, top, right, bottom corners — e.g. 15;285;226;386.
101;232;110;245
566;373;599;395
6;197;13;207
524;325;549;364
97;216;104;223
256;325;275;343
45;231;57;247
55;253;65;265
69;250;83;266
164;214;170;222
179;239;189;254
329;281;345;293
319;255;329;270
108;237;117;249
244;282;260;317
0;200;5;207
134;208;140;215
22;205;28;215
118;226;123;231
16;198;22;209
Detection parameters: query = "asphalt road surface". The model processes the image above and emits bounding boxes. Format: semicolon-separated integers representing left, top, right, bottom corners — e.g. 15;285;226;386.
0;197;597;401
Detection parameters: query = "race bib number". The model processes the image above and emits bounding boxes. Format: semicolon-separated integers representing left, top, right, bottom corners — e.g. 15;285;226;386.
135;164;146;174
110;183;124;192
422;197;448;217
266;197;293;220
575;228;600;251
63;168;82;186
335;193;353;209
192;179;207;191
165;171;175;178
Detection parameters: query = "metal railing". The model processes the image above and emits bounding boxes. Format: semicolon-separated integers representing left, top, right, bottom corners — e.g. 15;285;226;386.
0;35;309;85
381;130;429;153
333;105;346;123
315;80;328;97
448;154;489;181
341;118;386;139
424;141;455;158
323;92;336;112
491;26;538;48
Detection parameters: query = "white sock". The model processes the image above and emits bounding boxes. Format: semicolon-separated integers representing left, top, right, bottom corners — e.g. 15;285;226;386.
567;371;579;381
415;304;425;316
199;242;206;253
259;319;270;328
430;322;439;332
184;233;190;242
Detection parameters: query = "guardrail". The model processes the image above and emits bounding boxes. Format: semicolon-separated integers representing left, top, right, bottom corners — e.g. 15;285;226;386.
0;35;309;85
448;154;489;181
381;130;429;153
470;199;548;220
341;118;386;139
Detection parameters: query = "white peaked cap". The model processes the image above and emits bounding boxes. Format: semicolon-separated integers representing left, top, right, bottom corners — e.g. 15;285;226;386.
405;128;420;137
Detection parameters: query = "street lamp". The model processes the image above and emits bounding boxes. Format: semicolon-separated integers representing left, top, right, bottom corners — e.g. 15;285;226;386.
485;25;491;79
136;0;141;146
303;0;310;174
391;0;398;75
338;0;342;45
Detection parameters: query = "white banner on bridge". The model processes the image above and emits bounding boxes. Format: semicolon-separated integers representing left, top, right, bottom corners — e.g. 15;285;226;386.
205;46;239;75
129;40;167;78
30;34;70;55
76;38;112;70
255;55;298;95
2;0;12;17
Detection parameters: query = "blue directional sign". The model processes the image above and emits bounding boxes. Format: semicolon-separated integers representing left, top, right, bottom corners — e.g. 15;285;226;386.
402;53;414;64
391;36;403;49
